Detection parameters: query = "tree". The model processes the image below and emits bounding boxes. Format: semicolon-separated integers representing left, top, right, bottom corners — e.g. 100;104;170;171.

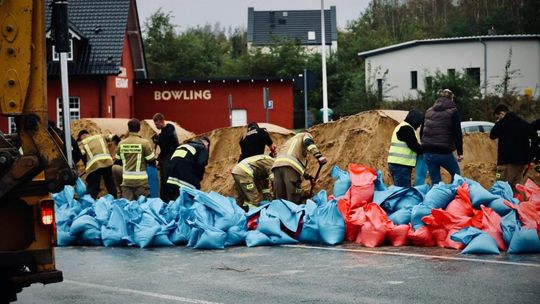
494;48;521;96
143;9;179;79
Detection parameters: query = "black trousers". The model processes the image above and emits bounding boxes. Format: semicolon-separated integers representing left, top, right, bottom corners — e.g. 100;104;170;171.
158;158;172;201
86;166;117;199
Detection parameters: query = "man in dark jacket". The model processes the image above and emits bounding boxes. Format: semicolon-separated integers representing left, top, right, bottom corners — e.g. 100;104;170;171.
165;137;210;201
387;109;424;187
490;104;536;190
420;89;463;184
239;122;274;161
153;113;179;200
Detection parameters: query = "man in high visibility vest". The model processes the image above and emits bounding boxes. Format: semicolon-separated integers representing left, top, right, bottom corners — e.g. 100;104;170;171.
116;119;156;200
387;109;424;187
232;154;274;210
166;137;210;201
77;130;118;199
272;131;327;203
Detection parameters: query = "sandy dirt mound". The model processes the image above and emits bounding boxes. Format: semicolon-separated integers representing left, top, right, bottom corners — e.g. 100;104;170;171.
142;119;195;143
200;126;293;195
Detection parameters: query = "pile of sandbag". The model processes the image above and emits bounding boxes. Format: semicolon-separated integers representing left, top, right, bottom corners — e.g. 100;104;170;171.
334;163;540;254
53;179;345;249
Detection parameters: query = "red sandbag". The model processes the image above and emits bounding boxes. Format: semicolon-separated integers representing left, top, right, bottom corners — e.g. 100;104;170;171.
357;203;389;247
445;183;474;217
408;226;435;247
337;194;363;241
348;164;377;204
387;224;410;246
431;228;448;248
427;209;473;231
516;179;540;203
479;205;506;250
504;200;540;229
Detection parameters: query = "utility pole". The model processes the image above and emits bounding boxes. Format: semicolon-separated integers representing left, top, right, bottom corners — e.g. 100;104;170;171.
320;0;329;123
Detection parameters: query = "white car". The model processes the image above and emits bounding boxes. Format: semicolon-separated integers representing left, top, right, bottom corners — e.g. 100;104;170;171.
461;121;495;133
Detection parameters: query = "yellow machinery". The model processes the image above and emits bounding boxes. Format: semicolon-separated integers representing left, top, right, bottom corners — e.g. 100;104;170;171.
0;0;76;301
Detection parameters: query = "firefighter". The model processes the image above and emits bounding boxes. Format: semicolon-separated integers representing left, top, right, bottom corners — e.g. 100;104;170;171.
152;113;179;200
166;137;210;201
239;122;275;161
116;119;156;200
272;131;327;203
77;130;118;199
232;154;274;210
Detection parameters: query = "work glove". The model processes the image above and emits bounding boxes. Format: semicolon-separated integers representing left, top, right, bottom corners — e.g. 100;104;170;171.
112;135;121;145
317;156;328;165
269;145;277;158
303;172;314;181
262;192;273;201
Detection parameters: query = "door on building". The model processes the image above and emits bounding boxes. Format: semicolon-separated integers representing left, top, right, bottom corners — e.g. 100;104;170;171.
231;109;247;127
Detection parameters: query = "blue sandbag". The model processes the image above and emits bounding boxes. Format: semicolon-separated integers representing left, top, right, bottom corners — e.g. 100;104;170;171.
266;199;303;233
374;186;408;212
257;209;283;236
490;181;519;204
507;227;540;254
501;210;519;246
466;178;501;209
423;183;455;209
414;154;428;186
102;204;129;247
394;189;423;210
75;177;87;198
312;190;328;206
57;230;76;246
317;199;345;245
245;230;274;247
389;208;412;225
451;227;500;254
225;226;247;246
70;214;102;245
95;196;113;225
187;220;227;249
52;185;75;206
146;166;159;198
331;165;351;198
170;218;192;245
375;170;387;191
411;204;432;230
151;233;175;247
488;198;513;216
298;200;320;244
132;212;161;248
462;233;500;254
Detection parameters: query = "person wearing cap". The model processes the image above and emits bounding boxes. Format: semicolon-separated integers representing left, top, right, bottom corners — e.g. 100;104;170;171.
232;154;274;210
238;122;275;161
77;130;118;199
490;104;537;190
420;89;463;184
387;109;424;187
272;130;327;204
152;113;179;200
116;119;156;200
166;137;210;201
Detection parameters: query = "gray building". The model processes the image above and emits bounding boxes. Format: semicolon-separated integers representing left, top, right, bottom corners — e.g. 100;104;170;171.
247;6;337;54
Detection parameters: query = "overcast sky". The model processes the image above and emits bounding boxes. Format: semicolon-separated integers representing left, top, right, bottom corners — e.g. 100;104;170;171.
136;0;371;33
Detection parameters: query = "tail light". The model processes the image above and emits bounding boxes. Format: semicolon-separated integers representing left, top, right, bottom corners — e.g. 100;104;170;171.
40;200;55;225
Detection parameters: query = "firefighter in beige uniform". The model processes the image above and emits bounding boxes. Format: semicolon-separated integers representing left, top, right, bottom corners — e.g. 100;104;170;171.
77;130;117;199
272;131;327;203
116;119;156;200
232;154;274;210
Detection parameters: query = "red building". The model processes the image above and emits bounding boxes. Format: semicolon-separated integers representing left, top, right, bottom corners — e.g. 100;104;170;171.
0;0;146;132
134;78;294;134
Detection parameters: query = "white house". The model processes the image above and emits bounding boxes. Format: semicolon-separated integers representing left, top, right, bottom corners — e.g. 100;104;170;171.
358;35;540;100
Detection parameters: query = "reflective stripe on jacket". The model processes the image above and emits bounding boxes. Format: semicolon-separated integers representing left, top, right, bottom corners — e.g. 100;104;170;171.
232;154;274;180
388;121;418;167
79;134;113;174
117;133;155;187
272;132;321;175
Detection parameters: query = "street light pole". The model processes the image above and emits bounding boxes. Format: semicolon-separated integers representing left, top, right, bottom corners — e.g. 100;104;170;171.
320;0;329;123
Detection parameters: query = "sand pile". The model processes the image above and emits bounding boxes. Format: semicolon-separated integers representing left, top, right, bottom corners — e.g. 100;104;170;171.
201;110;538;198
200;124;293;195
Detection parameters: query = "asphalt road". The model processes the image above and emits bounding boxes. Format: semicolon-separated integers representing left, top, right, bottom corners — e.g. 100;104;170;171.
17;244;540;304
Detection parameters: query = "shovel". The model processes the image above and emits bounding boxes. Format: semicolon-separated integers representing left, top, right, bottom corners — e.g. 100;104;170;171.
308;163;325;198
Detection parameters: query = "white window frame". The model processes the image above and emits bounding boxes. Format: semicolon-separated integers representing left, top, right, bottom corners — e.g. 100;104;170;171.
308;31;316;41
52;39;73;61
8;117;17;134
56;96;80;129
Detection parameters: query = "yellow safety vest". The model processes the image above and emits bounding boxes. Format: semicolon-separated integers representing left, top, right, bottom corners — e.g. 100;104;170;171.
79;134;113;174
387;121;418;167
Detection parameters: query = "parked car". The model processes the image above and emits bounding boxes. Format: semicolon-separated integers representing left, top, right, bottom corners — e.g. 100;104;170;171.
461;121;495;133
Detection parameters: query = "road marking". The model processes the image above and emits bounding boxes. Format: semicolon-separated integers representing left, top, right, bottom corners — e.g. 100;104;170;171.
64;280;224;304
387;281;404;284
282;244;540;268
